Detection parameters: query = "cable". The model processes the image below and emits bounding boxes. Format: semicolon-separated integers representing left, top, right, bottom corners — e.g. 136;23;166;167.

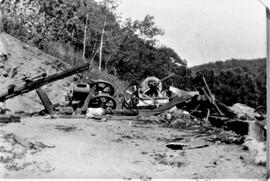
258;0;270;9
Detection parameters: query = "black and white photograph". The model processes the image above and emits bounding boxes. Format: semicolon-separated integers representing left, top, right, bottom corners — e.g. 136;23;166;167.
0;0;268;179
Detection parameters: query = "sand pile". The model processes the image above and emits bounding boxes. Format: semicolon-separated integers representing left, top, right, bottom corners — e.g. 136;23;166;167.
0;33;73;113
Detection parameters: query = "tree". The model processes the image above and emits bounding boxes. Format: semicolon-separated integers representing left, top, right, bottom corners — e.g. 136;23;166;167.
126;15;164;46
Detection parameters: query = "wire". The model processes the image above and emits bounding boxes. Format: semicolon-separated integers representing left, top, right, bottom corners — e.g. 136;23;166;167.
258;0;270;9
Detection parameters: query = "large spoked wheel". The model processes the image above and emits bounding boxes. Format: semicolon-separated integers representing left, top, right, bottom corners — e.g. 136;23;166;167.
88;95;117;110
140;77;162;95
90;80;115;96
123;83;139;114
255;106;266;116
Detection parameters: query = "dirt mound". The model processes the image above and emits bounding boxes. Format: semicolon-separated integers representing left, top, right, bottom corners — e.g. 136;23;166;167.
0;33;73;113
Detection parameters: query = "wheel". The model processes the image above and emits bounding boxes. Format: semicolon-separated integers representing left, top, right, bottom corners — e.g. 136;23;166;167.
255;106;266;116
123;83;139;108
123;83;139;114
90;80;115;96
88;95;117;110
140;76;162;94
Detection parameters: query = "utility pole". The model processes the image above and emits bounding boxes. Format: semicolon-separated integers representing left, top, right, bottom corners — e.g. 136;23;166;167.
83;13;89;63
99;16;106;71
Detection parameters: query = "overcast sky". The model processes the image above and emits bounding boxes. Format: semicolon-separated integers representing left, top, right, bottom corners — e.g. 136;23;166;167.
116;0;267;67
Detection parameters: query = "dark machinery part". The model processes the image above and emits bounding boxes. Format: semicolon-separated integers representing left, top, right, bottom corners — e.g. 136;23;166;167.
88;95;117;110
90;80;115;96
0;62;91;102
255;106;266;116
0;61;118;114
123;74;175;112
122;83;139;114
68;81;117;113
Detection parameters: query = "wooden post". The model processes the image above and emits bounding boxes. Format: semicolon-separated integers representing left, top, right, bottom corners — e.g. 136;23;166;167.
99;16;106;72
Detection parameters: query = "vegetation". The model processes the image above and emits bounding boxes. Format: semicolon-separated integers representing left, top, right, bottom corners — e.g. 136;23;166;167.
0;0;266;108
178;59;266;108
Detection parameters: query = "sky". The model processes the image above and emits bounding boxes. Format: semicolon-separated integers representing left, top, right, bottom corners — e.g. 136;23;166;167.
116;0;267;67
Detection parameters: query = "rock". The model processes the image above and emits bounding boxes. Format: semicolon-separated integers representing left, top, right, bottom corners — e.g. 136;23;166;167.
230;103;259;120
242;138;266;166
165;112;172;120
86;108;105;118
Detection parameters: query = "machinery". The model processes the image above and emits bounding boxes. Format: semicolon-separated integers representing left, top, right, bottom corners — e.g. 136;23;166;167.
122;74;175;113
65;80;116;112
0;62;117;115
122;74;236;119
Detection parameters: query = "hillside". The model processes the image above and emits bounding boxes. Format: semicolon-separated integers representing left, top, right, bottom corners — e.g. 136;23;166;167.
191;58;266;77
0;33;72;113
187;58;266;108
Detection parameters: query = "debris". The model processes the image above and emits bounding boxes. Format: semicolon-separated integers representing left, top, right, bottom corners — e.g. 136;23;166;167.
225;120;249;135
169;86;198;97
230;103;259;120
247;121;266;141
123;74;174;111
3;133;55;150
0;38;117;115
137;115;160;124
86;107;105;118
58;106;74;115
166;142;187;150
188;140;209;149
55;125;77;132
206;129;245;144
0;114;20;123
96;118;107;122
166;139;209;150
242;138;266;166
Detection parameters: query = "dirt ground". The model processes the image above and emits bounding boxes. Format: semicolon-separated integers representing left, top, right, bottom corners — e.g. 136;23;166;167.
0;116;266;179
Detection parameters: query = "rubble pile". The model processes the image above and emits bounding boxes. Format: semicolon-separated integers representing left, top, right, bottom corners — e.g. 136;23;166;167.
160;110;202;129
137;108;201;130
137;105;266;166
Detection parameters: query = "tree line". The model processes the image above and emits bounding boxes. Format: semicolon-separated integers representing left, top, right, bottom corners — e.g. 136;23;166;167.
0;0;266;108
175;59;266;108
